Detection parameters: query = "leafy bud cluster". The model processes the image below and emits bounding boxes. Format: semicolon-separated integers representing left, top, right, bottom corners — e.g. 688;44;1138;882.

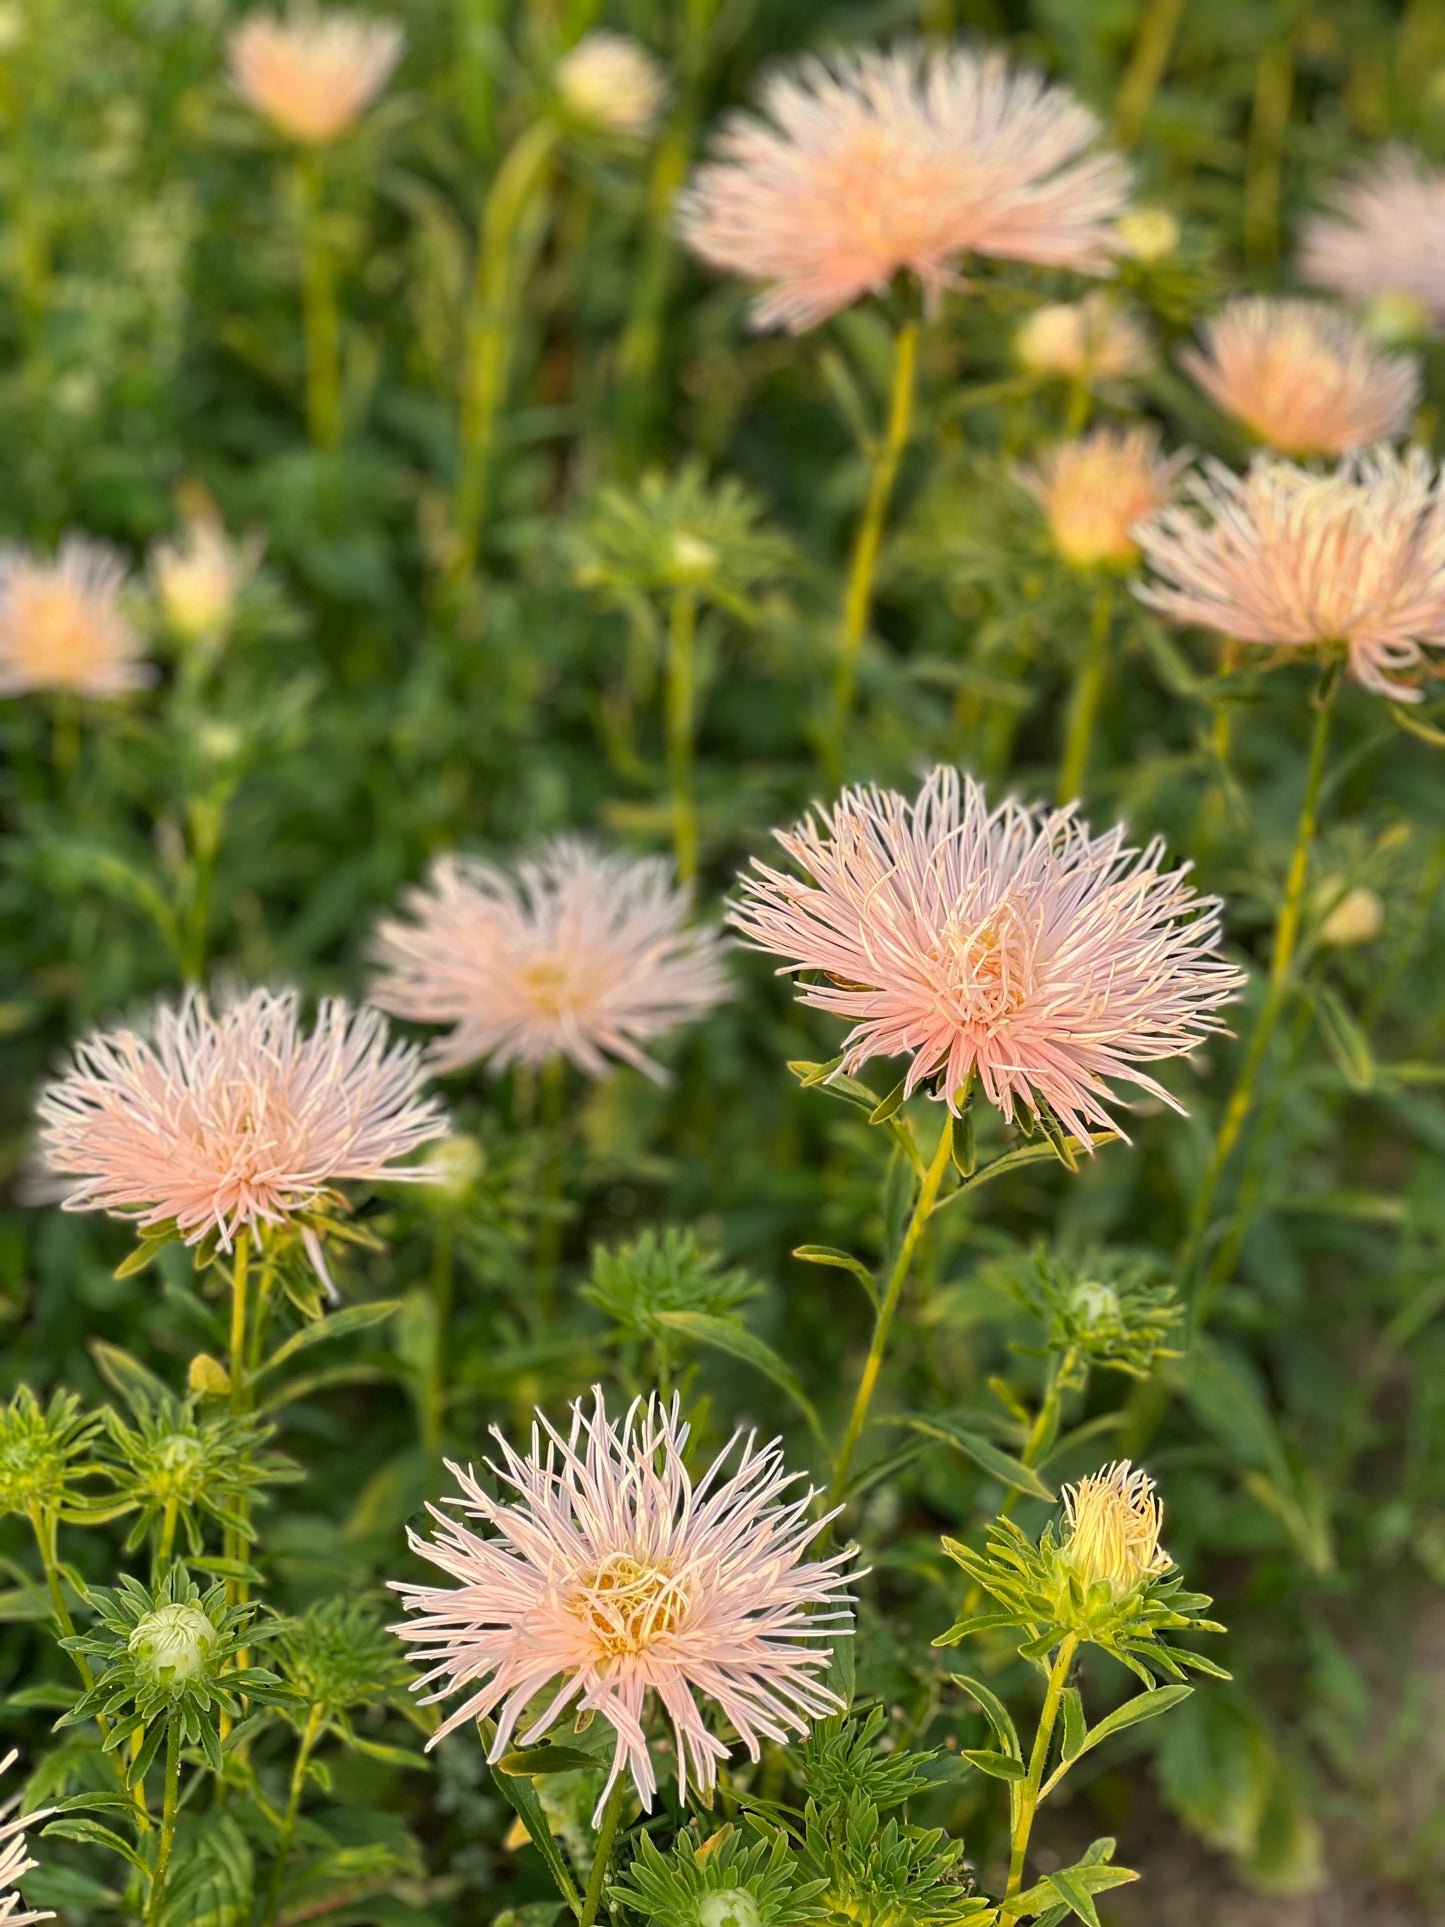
102;1383;298;1557
612;1827;825;1927
584;1228;760;1344
0;1388;105;1521
996;1247;1182;1382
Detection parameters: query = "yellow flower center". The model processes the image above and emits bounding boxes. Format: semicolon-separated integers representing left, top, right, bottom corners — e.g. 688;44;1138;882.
570;1553;691;1657
929;895;1038;1031
520;959;576;1019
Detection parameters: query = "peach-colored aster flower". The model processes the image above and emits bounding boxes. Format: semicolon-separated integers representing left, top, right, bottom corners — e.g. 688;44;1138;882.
1299;149;1445;332
369;840;729;1082
1180;297;1420;456
1019;425;1187;571
0;1752;52;1927
731;768;1241;1140
678;40;1131;334
1014;290;1153;388
1134;448;1445;701
0;536;151;700
150;510;262;645
557;30;667;140
391;1388;855;1823
36;987;446;1258
228;6;403;146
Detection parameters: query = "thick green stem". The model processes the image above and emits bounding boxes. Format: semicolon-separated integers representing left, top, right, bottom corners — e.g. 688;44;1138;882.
826;317;919;781
666;590;699;882
827;1113;953;1513
145;1713;182;1927
1000;1635;1078;1925
1057;579;1113;806
579;1774;627;1927
228;1232;252;1417
295;152;341;450
1114;0;1188;146
263;1705;323;1926
157;1498;179;1576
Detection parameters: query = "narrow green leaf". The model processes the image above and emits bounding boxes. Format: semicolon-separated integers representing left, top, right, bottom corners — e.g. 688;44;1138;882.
958;1133;1119;1195
499;1744;603;1777
483;1728;582;1913
42;1817;150;1876
868;1076;907;1125
1073;1685;1193;1761
961;1748;1026;1782
655;1311;829;1455
1312;985;1374;1092
256;1301;402;1378
791;1246;878;1310
1061;1687;1086;1763
889;1414;1054;1500
948;1673;1021;1760
89;1341;171;1408
113;1235;177;1281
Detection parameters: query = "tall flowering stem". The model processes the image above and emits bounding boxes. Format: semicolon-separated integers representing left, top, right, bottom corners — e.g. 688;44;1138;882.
827;316;919;780
579;1775;629;1927
1113;0;1187;146
144;1712;182;1927
666;589;700;881
294;152;342;449
1057;577;1113;804
228;1232;252;1417
1000;1634;1079;1924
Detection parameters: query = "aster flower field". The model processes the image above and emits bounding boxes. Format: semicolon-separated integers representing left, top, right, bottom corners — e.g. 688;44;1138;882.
4;4;1445;1926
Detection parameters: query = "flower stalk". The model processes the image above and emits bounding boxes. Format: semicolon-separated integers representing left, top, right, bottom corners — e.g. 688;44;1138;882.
999;1635;1079;1925
144;1711;182;1927
294;152;342;450
1057;577;1113;804
579;1774;628;1927
666;588;700;882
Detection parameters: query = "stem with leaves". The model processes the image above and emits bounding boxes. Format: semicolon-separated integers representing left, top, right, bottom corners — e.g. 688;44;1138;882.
579;1775;628;1927
999;1635;1079;1926
263;1704;324;1926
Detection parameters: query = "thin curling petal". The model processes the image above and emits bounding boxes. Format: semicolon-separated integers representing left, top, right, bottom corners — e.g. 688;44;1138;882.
390;1388;857;1825
0;1752;52;1927
1134;448;1445;701
228;6;403;145
36;986;448;1250
1299;147;1445;331
730;768;1242;1142
1180;297;1420;456
368;838;730;1082
678;39;1131;334
0;536;152;700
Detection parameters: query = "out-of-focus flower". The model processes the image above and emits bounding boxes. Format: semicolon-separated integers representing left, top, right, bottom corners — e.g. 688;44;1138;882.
0;1752;53;1927
1014;290;1152;387
576;461;792;618
556;30;667;140
369;839;730;1082
1115;205;1179;262
678;40;1131;334
150;510;261;646
1299;148;1445;331
1134;448;1445;701
0;536;151;699
1019;425;1187;571
392;1388;856;1823
37;987;447;1254
228;6;404;146
1180;296;1420;456
1060;1461;1170;1597
731;767;1242;1141
1318;885;1384;948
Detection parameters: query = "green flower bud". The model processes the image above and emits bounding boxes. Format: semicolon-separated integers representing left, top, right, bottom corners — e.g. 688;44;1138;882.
700;1893;762;1927
129;1603;218;1690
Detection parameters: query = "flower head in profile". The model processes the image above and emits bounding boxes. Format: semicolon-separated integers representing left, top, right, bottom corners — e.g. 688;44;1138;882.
556;30;667;140
1060;1461;1170;1597
1019;425;1186;571
1299;149;1445;333
0;536;151;700
37;987;447;1256
392;1389;856;1822
1014;290;1152;388
0;1753;51;1927
1134;448;1445;700
731;768;1241;1140
150;509;262;646
369;839;730;1082
228;6;404;145
678;40;1131;334
1180;296;1420;456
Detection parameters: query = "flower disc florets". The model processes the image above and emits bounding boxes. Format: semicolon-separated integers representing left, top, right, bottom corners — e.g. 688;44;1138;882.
391;1388;856;1822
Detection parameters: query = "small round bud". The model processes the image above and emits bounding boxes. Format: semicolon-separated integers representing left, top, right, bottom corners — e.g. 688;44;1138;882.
151;517;254;645
420;1133;486;1203
188;1353;231;1396
556;31;667;140
1015;293;1152;385
1069;1279;1121;1329
670;531;721;583
1116;205;1179;263
700;1892;762;1927
1319;885;1383;948
129;1603;218;1690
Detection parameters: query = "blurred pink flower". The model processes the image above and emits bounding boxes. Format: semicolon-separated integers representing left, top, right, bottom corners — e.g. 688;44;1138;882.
678;40;1131;333
392;1388;855;1823
369;840;729;1082
1180;296;1419;456
228;6;403;145
1135;448;1445;700
1019;425;1187;571
0;536;151;700
731;768;1240;1140
1299;149;1445;331
37;987;446;1252
0;1752;51;1927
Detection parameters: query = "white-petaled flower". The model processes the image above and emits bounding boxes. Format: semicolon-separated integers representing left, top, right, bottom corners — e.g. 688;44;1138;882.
1299;148;1445;331
0;536;151;699
1134;447;1445;700
369;839;730;1082
1014;290;1153;386
0;1753;52;1927
1180;296;1420;456
391;1389;856;1823
36;986;447;1254
678;39;1131;334
731;768;1242;1141
1018;425;1188;571
228;6;403;145
557;30;667;139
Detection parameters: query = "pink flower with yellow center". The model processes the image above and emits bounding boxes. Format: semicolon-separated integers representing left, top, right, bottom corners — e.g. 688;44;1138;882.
228;6;403;146
392;1390;856;1822
0;537;151;700
678;40;1131;334
731;768;1241;1140
1299;148;1445;333
1019;425;1187;571
1180;296;1420;456
1134;448;1445;701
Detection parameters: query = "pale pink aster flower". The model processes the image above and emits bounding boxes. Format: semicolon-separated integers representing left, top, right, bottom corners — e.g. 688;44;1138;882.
1180;296;1420;456
0;1753;52;1927
369;839;730;1082
731;768;1241;1140
228;6;404;146
36;987;447;1259
678;40;1131;334
1299;149;1445;332
1014;290;1153;388
0;536;151;700
1019;425;1188;571
391;1388;856;1823
1134;448;1445;701
556;30;668;140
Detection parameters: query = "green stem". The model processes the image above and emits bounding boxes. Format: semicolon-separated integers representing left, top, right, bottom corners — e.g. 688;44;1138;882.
579;1774;627;1927
157;1498;179;1576
229;1232;252;1417
827;1113;953;1513
826;316;920;782
1057;579;1113;805
424;1216;456;1468
1113;0;1188;146
145;1713;182;1927
1243;35;1295;265
666;589;699;882
454;0;504;154
535;1055;566;1314
999;1635;1078;1925
263;1704;323;1926
294;152;341;450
